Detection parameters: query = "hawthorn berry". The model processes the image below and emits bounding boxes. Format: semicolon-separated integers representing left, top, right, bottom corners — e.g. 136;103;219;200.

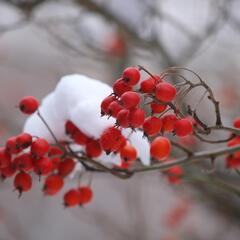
31;138;49;158
6;137;20;154
167;166;184;184
48;146;64;157
58;158;76;177
174;118;193;137
34;157;53;176
85;139;102;158
116;109;130;128
120;144;137;162
140;75;162;93
122;67;140;86
1;164;16;179
150;137;171;161
150;102;167;114
19;96;39;114
16;133;32;149
65;120;78;136
0;148;11;168
107;100;123;118
72;129;89;145
14;171;32;195
13;153;33;172
143;116;162;136
128;108;145;128
64;189;81;208
101;95;116;115
120;91;140;109
43;174;64;196
162;114;178;132
113;79;132;97
79;186;93;205
155;82;176;103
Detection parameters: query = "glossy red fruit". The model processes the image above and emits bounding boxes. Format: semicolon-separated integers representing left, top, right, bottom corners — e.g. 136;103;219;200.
72;129;89;145
175;118;193;137
0;148;11;168
100;127;122;153
155;82;176;102
65;120;78;135
58;158;76;177
79;186;93;205
150;137;171;161
150;102;167;114
143;117;162;136
43;174;64;196
108;100;123;118
16;133;32;149
101;95;116;115
116;109;130;128
48;146;64;157
6;137;21;154
120;144;137;162
233;117;240;129
162;114;178;132
140;77;156;93
1;164;16;179
64;189;81;207
122;67;140;86
115;135;127;152
121;91;140;109
31;138;49;158
86;139;102;158
128;108;145;128
13;153;33;172
167;166;184;184
34;157;53;176
14;171;32;194
113;79;132;97
19;96;39;114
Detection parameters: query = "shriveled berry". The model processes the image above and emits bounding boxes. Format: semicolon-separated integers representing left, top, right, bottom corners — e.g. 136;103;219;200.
122;67;140;86
113;79;132;97
43;174;64;196
19;96;39;114
150;137;171;161
175;118;193;137
155;82;176;102
121;91;140;109
143;117;162;136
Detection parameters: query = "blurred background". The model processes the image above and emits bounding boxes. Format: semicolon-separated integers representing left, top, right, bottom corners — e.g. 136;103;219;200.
0;0;240;239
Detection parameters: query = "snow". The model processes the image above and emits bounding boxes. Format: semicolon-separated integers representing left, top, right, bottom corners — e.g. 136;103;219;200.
24;74;150;169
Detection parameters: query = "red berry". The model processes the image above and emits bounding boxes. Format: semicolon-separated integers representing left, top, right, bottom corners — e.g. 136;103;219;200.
122;67;140;86
175;118;193;137
34;157;53;176
155;82;176;102
14;171;32;194
150;137;171;161
121;91;140;109
48;146;64;157
162;114;177;132
0;148;11;168
100;127;122;153
72;129;89;145
58;158;76;177
108;100;123;118
113;79;132;97
167;166;184;184
43;174;64;196
226;156;240;169
85;139;102;158
64;189;81;207
101;95;116;115
31;138;49;158
140;76;161;93
1;164;16;179
6;137;21;154
16;133;32;149
79;186;93;205
19;96;39;114
128;108;145;128
13;153;33;172
116;109;130;128
120;144;137;162
150;102;167;114
143;116;162;136
65;120;78;135
233;117;240;129
115;161;132;169
51;157;61;170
